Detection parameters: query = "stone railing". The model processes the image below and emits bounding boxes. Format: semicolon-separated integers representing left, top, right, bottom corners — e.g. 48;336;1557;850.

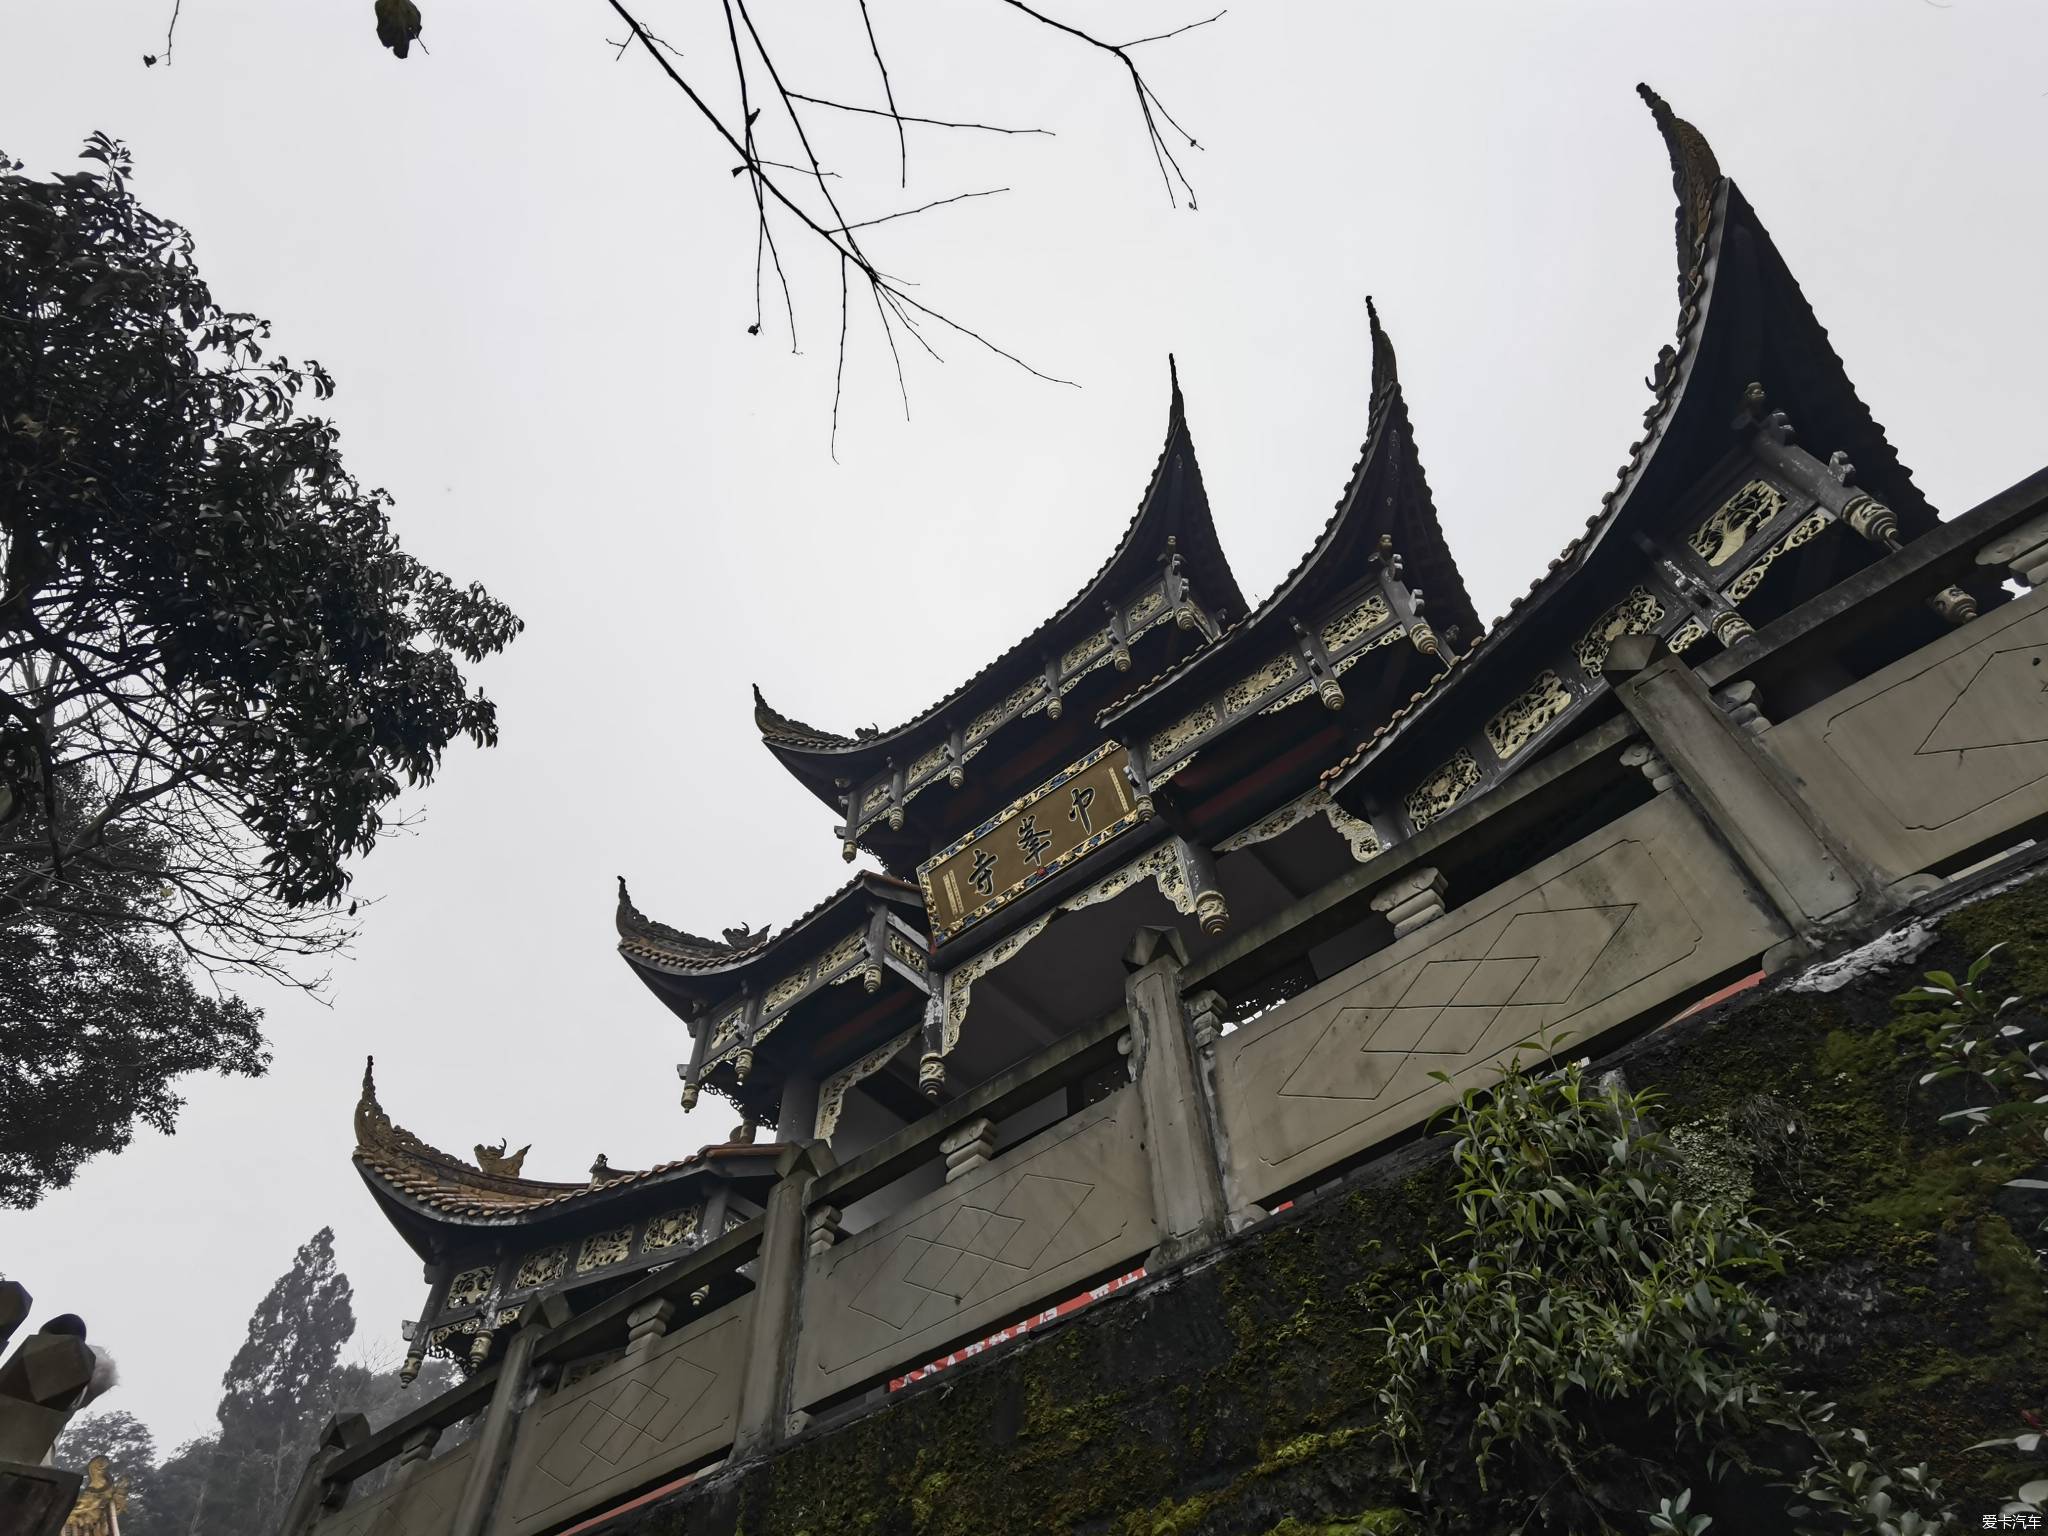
288;470;2048;1536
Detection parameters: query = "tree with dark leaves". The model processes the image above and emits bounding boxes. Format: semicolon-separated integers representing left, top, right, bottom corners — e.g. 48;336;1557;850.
0;135;521;1199
0;790;265;1205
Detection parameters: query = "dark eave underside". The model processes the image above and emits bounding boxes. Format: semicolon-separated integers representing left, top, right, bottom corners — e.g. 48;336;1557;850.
755;364;1248;803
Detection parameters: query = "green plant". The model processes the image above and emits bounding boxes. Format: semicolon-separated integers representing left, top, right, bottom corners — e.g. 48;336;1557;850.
1647;1487;1712;1534
1370;1046;1955;1534
1969;1414;2048;1519
1903;945;2048;1140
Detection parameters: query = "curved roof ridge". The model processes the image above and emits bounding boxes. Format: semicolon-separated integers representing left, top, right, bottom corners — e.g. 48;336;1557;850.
354;1057;587;1205
615;875;760;965
616;867;923;977
752;684;855;752
1106;299;1476;719
1638;82;1723;303
754;361;1246;761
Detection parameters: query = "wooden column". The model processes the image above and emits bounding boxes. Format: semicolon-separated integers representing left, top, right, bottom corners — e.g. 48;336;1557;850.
1121;926;1229;1269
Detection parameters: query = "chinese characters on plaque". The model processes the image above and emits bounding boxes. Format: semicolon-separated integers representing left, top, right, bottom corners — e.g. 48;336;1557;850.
919;742;1143;939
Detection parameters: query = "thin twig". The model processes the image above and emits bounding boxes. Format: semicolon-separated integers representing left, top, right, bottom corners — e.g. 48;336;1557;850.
608;0;1077;404
852;0;908;187
842;187;1009;232
788;92;1053;136
994;0;1204;208
1115;9;1226;49
831;255;850;461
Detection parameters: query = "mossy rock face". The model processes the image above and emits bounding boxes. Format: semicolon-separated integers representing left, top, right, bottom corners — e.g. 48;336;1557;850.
604;877;2048;1536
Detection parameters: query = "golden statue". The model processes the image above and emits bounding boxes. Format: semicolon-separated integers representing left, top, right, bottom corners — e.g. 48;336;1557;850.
62;1456;125;1536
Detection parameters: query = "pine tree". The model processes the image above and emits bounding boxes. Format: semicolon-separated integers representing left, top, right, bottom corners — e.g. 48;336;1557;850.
201;1228;359;1536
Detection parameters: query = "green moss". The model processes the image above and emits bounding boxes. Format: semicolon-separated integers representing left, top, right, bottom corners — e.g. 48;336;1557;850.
1260;1514;1409;1536
639;874;2048;1536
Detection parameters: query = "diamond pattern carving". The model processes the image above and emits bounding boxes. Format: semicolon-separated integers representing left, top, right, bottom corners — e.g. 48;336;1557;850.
1216;794;1785;1202
796;1090;1156;1405
498;1304;750;1536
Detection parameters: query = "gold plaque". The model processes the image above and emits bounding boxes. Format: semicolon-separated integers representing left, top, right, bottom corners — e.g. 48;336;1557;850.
919;742;1141;941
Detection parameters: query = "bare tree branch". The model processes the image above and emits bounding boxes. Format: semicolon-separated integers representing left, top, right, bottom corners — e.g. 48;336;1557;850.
852;0;908;187
786;92;1053;137
842;186;1009;232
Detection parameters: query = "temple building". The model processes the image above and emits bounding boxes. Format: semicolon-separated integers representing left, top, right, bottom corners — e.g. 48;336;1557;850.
313;84;2044;1536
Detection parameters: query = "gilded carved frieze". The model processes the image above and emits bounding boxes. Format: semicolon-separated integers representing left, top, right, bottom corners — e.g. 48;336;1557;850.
764;963;811;1016
1726;512;1832;603
966;679;1047;747
818;930;865;978
445;1265;493;1312
1667;618;1708;654
1263;626;1405;715
1320;593;1392;652
1689;479;1786;568
1062;630;1111;675
1149;703;1218;771
943;913;1053;1053
1404;750;1480;830
887;929;928;974
1485;671;1574;762
1222;654;1300;718
706;1007;745;1058
909;743;950;785
576;1227;633;1275
1573;586;1666;673
1217;789;1383;865
643;1207;700;1251
858;782;891;819
515;1246;567;1290
815;1025;920;1142
1127;589;1166;630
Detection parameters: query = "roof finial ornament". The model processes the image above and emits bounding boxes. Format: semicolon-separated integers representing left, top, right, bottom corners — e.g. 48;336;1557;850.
1636;84;1724;299
722;921;768;947
354;1055;392;1150
1365;296;1399;401
474;1139;530;1177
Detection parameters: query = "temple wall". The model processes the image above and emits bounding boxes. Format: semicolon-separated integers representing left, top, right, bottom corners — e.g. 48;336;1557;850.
292;492;2048;1536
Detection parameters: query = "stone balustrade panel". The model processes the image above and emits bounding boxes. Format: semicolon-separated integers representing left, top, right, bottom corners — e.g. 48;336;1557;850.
793;1087;1157;1409
493;1297;753;1536
314;1443;476;1536
1766;587;2048;880
1214;792;1785;1204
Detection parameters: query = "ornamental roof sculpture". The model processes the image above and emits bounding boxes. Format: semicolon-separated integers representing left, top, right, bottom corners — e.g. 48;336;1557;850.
1320;83;1957;818
352;1058;780;1258
753;362;1248;855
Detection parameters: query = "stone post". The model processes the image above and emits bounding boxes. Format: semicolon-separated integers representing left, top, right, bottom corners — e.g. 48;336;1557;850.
1122;926;1230;1269
1369;866;1447;939
625;1300;676;1361
732;1142;830;1460
275;1412;369;1536
940;1119;996;1183
1603;634;1892;948
447;1298;566;1536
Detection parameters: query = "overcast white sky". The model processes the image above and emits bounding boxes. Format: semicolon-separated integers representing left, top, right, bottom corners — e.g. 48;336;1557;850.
5;0;2045;1448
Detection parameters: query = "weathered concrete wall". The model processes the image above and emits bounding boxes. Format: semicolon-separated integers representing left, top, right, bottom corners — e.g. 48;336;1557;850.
599;866;2048;1536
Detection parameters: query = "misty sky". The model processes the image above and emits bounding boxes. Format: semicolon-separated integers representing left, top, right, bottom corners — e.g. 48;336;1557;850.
4;0;2045;1447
